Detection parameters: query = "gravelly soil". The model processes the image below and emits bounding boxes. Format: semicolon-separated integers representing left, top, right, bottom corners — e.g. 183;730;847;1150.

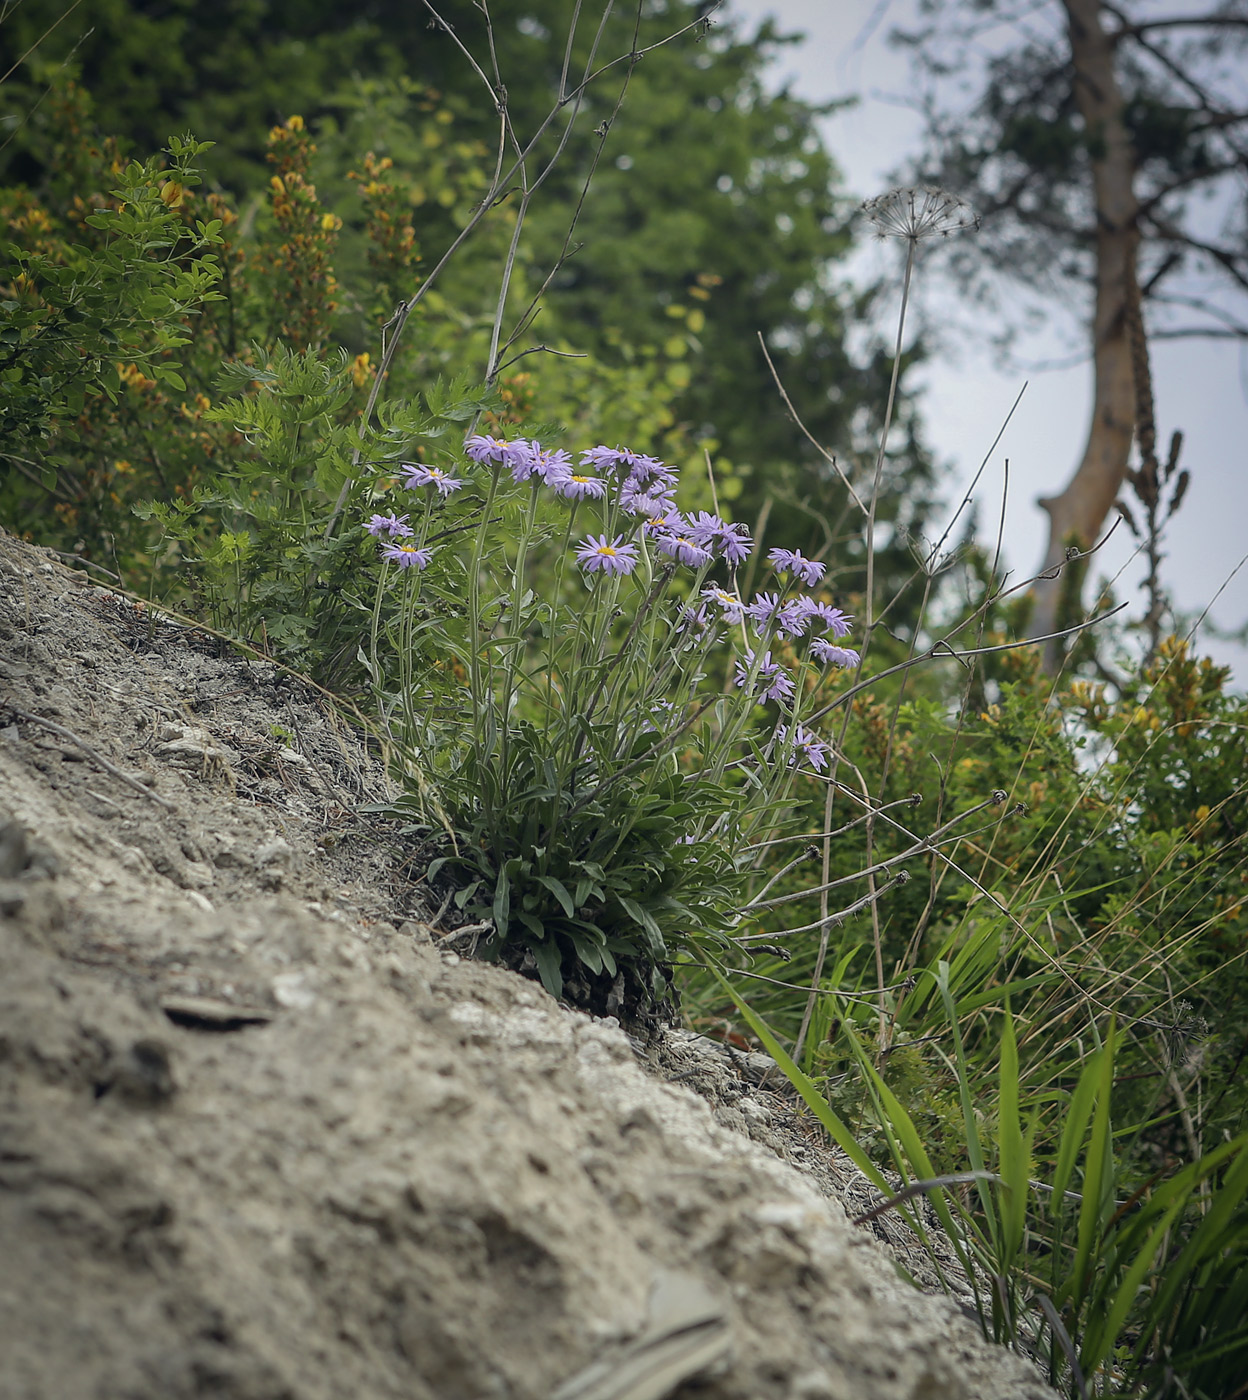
0;529;1054;1400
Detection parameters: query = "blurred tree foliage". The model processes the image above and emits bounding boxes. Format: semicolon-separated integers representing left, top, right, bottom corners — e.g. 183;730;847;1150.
0;0;937;605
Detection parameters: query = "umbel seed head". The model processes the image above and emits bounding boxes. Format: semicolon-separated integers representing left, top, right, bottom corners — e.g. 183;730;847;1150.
862;186;979;242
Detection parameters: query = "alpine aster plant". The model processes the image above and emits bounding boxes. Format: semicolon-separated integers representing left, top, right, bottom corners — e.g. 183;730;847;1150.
362;429;861;1009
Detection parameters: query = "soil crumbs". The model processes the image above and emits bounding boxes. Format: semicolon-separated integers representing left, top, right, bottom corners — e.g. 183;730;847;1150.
0;530;1053;1400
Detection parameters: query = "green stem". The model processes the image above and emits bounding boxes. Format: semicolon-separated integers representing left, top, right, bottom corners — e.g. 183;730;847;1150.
863;238;916;663
466;465;504;832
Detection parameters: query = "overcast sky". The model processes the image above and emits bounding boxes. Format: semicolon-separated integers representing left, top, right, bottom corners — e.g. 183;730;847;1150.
724;0;1248;678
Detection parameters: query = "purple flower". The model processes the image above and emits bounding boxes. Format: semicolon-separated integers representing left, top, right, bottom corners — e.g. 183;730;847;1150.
675;602;713;634
464;434;514;465
502;440;540;483
580;445;646;477
365;511;413;539
528;446;574;487
701;586;746;625
688;511;753;565
624;454;677;491
776;598;816;638
401;463;465;496
556;472;606;501
380;541;434;570
746;591;784;629
655;532;713;568
734;649;795;705
776;723;832;773
642;510;687;538
810;639;860;668
804;602;853;638
768;547;826;586
464;434;539;476
720;533;753;567
623;482;679;517
575;534;639;576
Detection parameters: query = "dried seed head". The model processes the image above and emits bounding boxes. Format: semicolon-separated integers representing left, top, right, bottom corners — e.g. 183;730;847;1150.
862;186;979;243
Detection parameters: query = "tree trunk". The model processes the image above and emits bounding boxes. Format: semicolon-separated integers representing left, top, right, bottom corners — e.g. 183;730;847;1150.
1033;0;1140;670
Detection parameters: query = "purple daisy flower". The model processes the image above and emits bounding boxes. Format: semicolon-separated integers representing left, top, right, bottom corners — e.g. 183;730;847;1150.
655;532;713;568
746;591;784;629
776;723;832;773
804;602;853;638
722;539;751;567
624;454;677;491
528;446;574;488
623;482;679;517
401;463;465;497
575;534;639;576
556;472;607;501
776;598;817;638
810;639;860;668
644;509;687;536
734;649;795;705
768;547;826;586
464;434;515;465
580;445;646;477
687;511;753;565
502;440;541;483
675;602;713;634
701;586;746;625
380;541;434;570
365;511;413;539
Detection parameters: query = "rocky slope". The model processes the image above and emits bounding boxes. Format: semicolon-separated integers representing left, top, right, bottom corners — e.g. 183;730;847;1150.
0;530;1054;1400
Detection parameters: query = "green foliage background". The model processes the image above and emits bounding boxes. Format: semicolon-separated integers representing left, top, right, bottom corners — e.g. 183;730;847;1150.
1;0;935;586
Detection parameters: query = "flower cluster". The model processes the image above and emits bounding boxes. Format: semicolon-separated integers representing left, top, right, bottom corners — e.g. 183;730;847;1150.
700;579;857;668
462;435;751;579
363;433;861;762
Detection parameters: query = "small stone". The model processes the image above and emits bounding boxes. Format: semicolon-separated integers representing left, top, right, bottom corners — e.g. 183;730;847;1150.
272;971;317;1010
740;1097;772;1126
740;1050;782;1087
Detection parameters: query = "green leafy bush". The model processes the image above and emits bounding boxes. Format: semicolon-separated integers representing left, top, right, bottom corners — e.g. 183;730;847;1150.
1;132;222;473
